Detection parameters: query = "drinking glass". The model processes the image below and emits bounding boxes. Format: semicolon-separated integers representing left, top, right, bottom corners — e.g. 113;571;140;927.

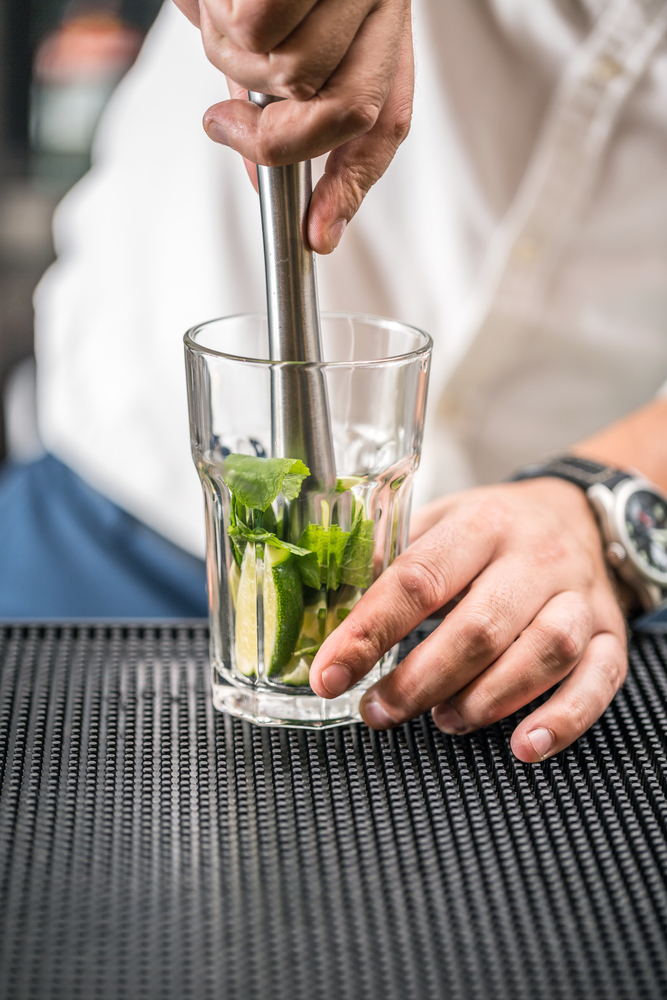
185;313;432;728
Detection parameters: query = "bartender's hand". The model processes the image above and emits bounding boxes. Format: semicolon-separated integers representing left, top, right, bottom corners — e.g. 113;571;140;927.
172;0;414;253
310;478;627;763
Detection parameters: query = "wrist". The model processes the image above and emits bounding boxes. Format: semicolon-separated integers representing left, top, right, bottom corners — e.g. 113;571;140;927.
510;475;605;553
510;455;667;613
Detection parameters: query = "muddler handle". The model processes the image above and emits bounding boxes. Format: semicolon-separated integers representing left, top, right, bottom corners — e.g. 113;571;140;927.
248;92;336;493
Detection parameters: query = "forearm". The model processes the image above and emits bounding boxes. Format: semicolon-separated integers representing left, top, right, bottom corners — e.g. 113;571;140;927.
571;397;667;492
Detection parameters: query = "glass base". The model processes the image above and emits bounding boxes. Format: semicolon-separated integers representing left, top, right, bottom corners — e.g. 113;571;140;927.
211;650;397;729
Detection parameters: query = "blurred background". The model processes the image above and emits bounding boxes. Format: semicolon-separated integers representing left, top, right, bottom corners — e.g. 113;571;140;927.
0;0;162;463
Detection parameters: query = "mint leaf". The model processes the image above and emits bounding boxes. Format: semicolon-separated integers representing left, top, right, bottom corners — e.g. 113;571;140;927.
228;520;320;587
338;505;375;588
296;552;320;590
227;495;245;565
261;502;278;535
281;459;310;501
228;520;308;556
299;523;350;590
298;502;375;590
328;525;351;589
222;454;310;511
224;460;376;592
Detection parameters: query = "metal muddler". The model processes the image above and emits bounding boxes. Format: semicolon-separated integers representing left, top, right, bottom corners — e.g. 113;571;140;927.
248;92;336;492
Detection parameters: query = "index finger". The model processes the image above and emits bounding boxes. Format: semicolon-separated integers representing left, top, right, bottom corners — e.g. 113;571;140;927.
309;502;499;699
174;0;321;50
201;0;320;54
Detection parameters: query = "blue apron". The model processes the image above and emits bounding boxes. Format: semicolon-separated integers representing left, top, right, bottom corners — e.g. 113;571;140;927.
0;454;207;618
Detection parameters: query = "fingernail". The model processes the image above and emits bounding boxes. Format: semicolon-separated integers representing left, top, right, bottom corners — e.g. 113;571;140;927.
204;118;231;147
329;218;347;250
361;697;395;730
321;663;352;698
433;701;468;735
527;727;554;760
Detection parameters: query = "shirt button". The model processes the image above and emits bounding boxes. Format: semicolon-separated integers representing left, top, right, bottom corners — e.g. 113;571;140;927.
591;55;623;82
511;236;541;265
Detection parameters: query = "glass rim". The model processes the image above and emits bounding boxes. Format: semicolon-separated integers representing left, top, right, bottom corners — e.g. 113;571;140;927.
183;311;433;369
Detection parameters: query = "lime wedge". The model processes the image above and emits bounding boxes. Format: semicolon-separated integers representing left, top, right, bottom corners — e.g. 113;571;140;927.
280;656;312;687
233;543;304;679
229;559;241;609
300;599;327;648
263;545;304;676
234;544;258;676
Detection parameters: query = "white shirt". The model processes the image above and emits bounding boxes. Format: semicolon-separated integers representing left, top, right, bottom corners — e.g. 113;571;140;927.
34;0;667;557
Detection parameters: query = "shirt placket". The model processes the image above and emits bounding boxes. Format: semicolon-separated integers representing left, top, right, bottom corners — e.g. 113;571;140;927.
440;0;667;427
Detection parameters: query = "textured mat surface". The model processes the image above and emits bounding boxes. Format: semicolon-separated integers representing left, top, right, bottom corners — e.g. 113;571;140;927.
0;622;666;1000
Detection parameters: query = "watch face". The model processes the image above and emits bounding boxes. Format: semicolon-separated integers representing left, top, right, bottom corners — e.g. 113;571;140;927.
623;489;667;581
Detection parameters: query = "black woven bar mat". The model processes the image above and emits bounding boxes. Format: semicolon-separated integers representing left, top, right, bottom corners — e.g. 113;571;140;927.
1;622;666;1000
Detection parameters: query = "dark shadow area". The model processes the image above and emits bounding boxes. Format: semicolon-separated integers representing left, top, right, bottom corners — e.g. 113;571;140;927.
0;0;163;461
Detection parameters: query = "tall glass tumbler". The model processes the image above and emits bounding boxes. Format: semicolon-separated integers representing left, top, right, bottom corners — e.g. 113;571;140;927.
185;313;432;728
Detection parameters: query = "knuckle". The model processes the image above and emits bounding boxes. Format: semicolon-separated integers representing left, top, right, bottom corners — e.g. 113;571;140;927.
560;693;590;734
615;653;628;687
273;68;319;102
253;133;286;166
387;99;412;145
530;598;592;670
388;671;430;719
460;686;505;730
474;496;508;539
342;99;381;136
539;620;583;667
340;161;378;211
597;647;627;694
454;609;504;662
240;31;268;55
225;11;272;54
345;616;386;665
527;536;570;570
202;30;226;66
392;554;446;613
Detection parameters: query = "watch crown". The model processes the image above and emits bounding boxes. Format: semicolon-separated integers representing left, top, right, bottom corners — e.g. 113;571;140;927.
606;542;626;567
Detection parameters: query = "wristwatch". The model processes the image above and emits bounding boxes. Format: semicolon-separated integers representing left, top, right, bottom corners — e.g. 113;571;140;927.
511;455;667;611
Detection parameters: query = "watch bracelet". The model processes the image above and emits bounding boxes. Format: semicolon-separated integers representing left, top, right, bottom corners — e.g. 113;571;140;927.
509;454;630;491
